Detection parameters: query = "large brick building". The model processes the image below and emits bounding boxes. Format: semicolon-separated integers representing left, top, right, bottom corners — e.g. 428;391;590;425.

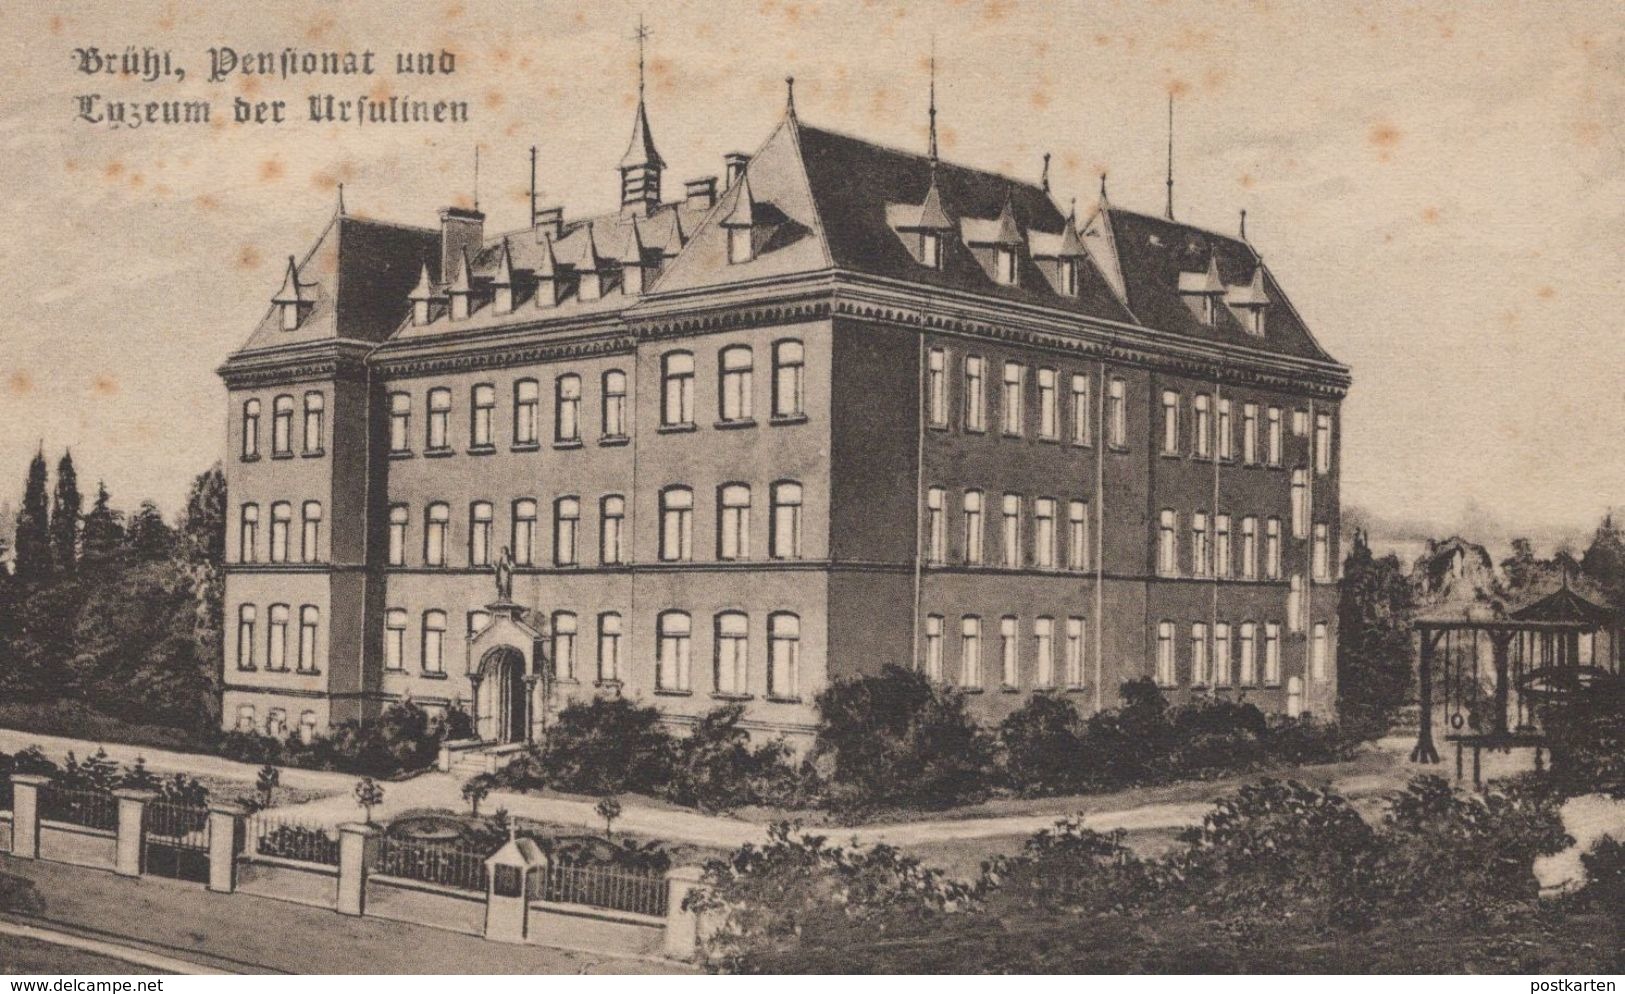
217;84;1349;747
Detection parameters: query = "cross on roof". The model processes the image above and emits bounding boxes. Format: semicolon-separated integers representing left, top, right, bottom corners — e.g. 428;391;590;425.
632;15;651;96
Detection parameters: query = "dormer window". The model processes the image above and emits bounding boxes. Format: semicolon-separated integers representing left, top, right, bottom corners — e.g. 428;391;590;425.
1178;255;1226;327
995;246;1017;286
1227;264;1272;337
576;222;606;301
728;226;753;265
580;269;602;301
921;232;942;270
1059;257;1078;295
407;263;436;326
271;256;313;331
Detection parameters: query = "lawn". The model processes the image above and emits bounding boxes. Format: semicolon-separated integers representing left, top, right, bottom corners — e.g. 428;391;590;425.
0;933;159;974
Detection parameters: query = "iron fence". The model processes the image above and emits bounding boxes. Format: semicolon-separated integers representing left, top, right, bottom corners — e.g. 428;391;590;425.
248;814;341;866
144;799;212;883
37;785;117;831
373;835;487;892
542;860;668;917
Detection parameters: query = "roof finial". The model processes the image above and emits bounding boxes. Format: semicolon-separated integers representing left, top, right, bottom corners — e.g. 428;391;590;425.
336;182;345;217
1239;208;1248;240
1041;152;1051;193
927;35;939;165
785;75;796;118
634;14;650;98
1165;91;1175;220
473;145;480;211
1099;171;1108;202
529;145;538;227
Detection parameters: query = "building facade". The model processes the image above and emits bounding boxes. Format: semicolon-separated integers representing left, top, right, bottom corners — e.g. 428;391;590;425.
217;89;1349;746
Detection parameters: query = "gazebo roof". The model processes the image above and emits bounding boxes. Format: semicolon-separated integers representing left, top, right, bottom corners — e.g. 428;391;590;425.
1509;583;1617;628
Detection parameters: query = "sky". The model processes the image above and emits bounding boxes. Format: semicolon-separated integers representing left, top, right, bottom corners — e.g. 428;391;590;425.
0;0;1620;551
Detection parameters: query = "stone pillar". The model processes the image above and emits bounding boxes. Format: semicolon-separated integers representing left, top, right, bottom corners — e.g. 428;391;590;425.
206;802;246;893
112;788;156;878
663;865;707;960
484;856;545;944
9;774;48;860
336;822;379;916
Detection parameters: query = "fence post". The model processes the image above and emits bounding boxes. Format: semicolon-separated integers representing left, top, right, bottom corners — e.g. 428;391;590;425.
9;774;48;860
206;802;246;894
112;789;156;878
336;822;379;916
663;865;706;961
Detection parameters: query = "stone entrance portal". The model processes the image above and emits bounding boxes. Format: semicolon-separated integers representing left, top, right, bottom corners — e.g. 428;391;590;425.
466;601;546;745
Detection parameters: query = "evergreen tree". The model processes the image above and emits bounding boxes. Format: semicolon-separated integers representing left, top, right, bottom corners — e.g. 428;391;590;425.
181;463;226;565
80;481;125;565
125;500;174;561
50;450;81;576
13;449;51;584
1336;529;1415;739
1581;512;1625;607
1500;537;1539;593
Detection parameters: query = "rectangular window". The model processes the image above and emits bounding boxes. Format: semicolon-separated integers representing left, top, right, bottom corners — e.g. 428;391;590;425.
602;370;628;438
471;384;495;448
1313;522;1330;580
1070;373;1091;446
769;613;800;698
469;502;493;567
719;485;752;561
1289;575;1305;633
720;347;753;422
996;246;1017;285
1241;516;1258;579
422;612;446;674
1292;469;1309;539
268;606;288;672
963;491;984;565
1193;394;1211;458
1033;498;1056;569
1292;408;1309;437
298;607;319;673
963;356;985;432
303;392;324;454
1239;623;1257;686
1108;377;1127;448
1001;494;1022;568
425;504;449;567
960;617;982;689
1315;414;1332;475
554;498;579;567
555;375;581;443
1037;369;1058;439
1156;621;1176;687
770;482;803;560
1000;616;1019;688
1242;403;1258;465
598;613;622;683
662;353;695;427
384;609;406;671
1162;390;1180;455
1264;623;1282;686
1192;511;1209;576
1034;617;1055;688
600;496;625;565
715;613;749;695
1191;622;1209;686
925;487;946;563
237;606;256;670
1214;623;1232;687
927;348;948;427
1217;398;1233;461
514;380;539;446
1001;362;1025;436
923;615;944;681
389;393;411;454
1067;500;1089;571
512;499;537;566
1266;517;1282;579
660;488;693;562
1312;622;1329;681
1158;509;1178;576
1065;617;1085;687
657;613;692;691
1267;406;1283;466
553;613;578;682
427;388;451;451
773;341;805;419
1214;514;1232;578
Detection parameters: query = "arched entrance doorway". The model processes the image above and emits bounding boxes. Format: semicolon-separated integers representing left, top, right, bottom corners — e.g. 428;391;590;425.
477;646;528;744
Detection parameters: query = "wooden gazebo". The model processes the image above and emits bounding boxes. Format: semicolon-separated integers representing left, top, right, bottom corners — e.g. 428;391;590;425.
1411;581;1622;784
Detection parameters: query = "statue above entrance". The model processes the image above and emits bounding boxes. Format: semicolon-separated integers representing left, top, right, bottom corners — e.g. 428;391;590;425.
494;544;515;603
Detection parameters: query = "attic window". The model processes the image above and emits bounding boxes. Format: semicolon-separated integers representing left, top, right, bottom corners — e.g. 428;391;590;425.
1059;258;1078;296
280;302;301;331
995;247;1017;286
580;269;602;302
921;233;942;270
728;225;753;265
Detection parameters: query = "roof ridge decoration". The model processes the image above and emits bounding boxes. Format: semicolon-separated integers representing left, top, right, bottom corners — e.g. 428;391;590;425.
992;189;1023;245
492;237;516;314
447;246;477;321
407;261;438;325
271;255;310;305
723;172;756;228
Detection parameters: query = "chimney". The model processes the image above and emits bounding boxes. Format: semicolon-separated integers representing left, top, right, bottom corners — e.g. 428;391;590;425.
723;153;750;189
533;206;564;243
684;176;718;209
438;207;484;285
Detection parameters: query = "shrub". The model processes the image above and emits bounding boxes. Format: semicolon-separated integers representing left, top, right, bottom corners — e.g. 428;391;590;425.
538;697;676;795
664;704;806;812
813;666;992;814
1542;674;1625;798
1576;836;1625;917
997;694;1088;794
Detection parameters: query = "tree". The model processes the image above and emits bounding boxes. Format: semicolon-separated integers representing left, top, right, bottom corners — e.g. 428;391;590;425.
463;773;495;816
1501;537;1539;593
49;450;81;576
181;464;226;565
124;500;173;561
256;764;280;808
354;777;385;824
1336;529;1415;739
79;481;125;566
595;795;623;838
13;449;51;584
1581;512;1625;607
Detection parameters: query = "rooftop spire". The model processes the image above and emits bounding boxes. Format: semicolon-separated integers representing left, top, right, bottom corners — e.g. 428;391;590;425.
635;13;648;98
927;36;938;164
473;145;481;211
1239;208;1248;240
1099;171;1109;204
336;182;345;217
619;15;665;213
1041;152;1051;193
1165;92;1175;220
786;75;796;118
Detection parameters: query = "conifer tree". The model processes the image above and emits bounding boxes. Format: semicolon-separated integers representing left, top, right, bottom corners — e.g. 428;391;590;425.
50;450;81;575
13;448;51;584
80;481;125;565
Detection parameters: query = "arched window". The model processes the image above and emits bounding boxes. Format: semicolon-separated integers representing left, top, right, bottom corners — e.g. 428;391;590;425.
1161;390;1180;455
1264;622;1282;686
719;346;753;422
512;499;537;566
272;395;294;455
1067;500;1089;571
1065;617;1086;687
470;383;496;449
769;613;801;698
554;497;580;566
1157;509;1178;576
384;608;407;670
237;605;257;670
1156;620;1176;686
600;495;625;565
242;399;261;460
267;604;290;671
1213;622;1232;687
963;356;986;432
1238;622;1258;686
770;481;802;560
1001;361;1025;436
552;612;577;681
656;611;691;691
426;387;452;451
960;616;982;689
269;502;292;563
555;374;581;443
660;487;693;562
1107;376;1127;448
421;611;447;674
425;502;450;567
386;503;409;568
715;611;749;695
773;340;804;419
999;492;1021;568
661;352;694;427
718;484;752;560
963;490;984;564
1037;368;1058;439
1191;511;1209;576
1000;616;1019;688
923;615;944;682
1034;617;1055;687
239;503;260;563
301;501;322;563
1288;574;1304;632
597;613;622;683
1033;497;1056;569
236;705;256;733
602;370;628;439
513;379;539;446
389;392;412;454
1190;622;1209;687
1193;393;1211;458
298;606;320;672
303;391;325;454
469;501;493;566
925;486;946;563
